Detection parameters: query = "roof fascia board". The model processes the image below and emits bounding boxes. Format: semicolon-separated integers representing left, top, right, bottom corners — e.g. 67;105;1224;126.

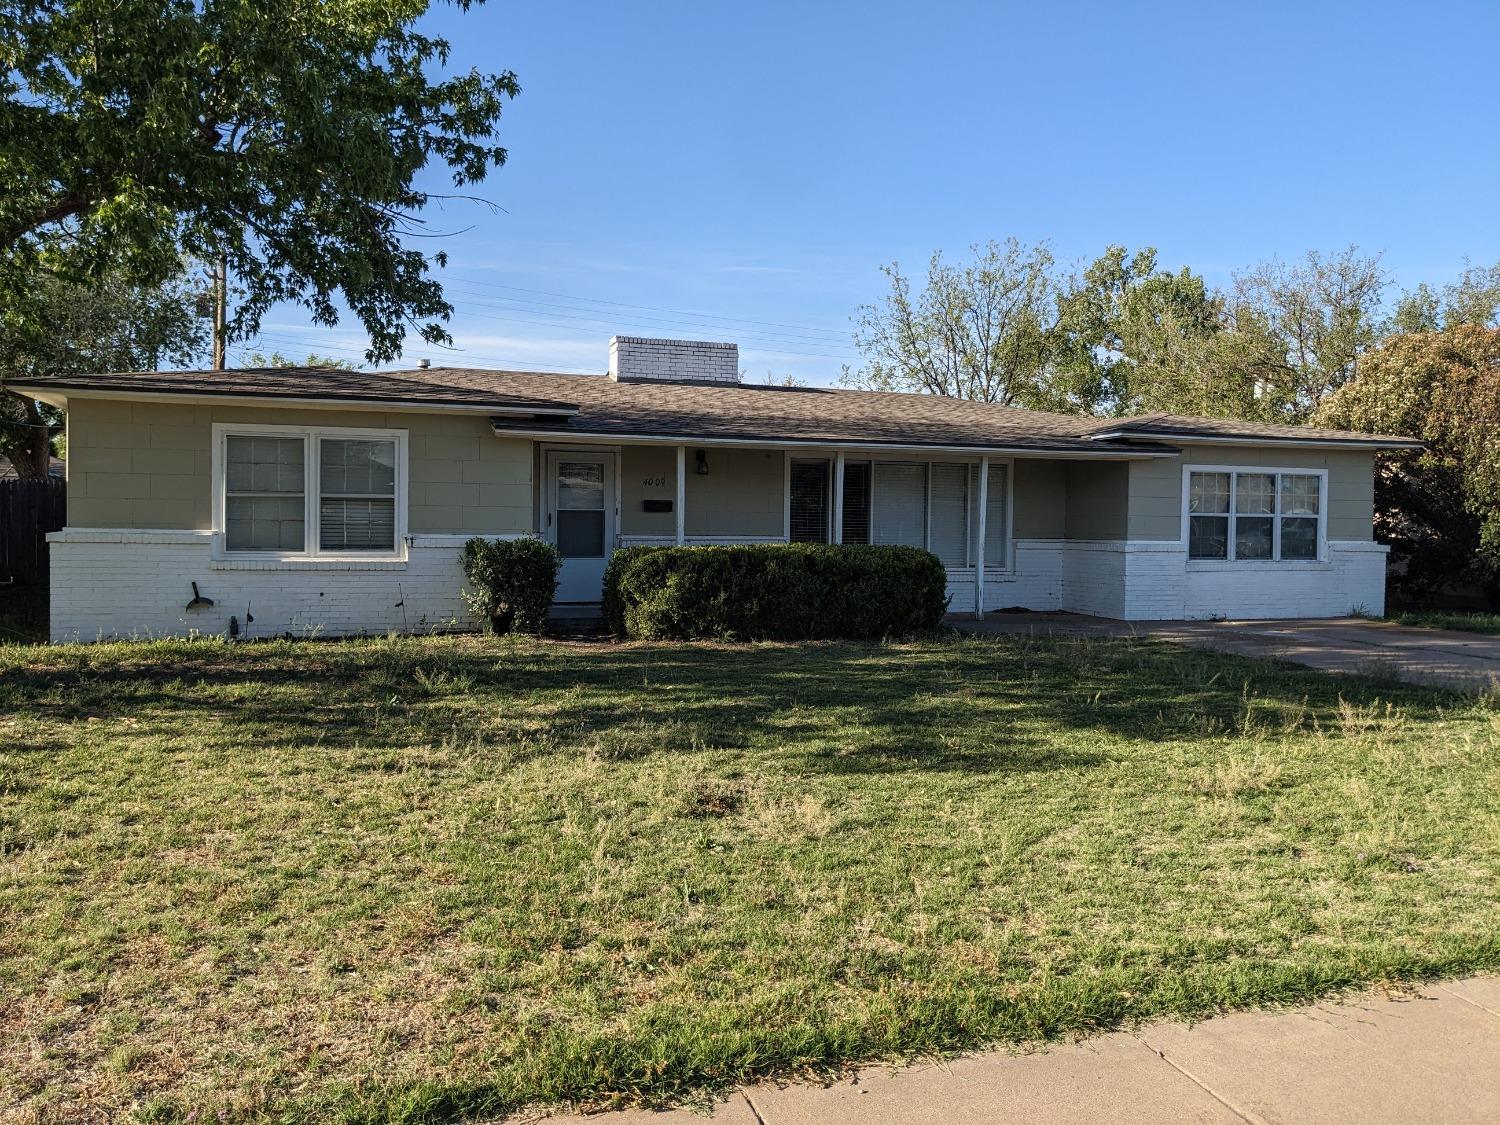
489;424;1180;459
4;385;579;418
1086;429;1423;451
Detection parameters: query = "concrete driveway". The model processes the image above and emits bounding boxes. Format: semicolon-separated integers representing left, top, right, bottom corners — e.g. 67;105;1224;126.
954;614;1500;692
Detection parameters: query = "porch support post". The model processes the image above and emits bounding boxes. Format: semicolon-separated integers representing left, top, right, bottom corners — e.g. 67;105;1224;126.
832;452;845;544
675;445;686;546
975;456;989;619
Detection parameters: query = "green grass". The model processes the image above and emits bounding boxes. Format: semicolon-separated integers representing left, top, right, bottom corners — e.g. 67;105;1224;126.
1391;610;1500;636
2;633;1498;1123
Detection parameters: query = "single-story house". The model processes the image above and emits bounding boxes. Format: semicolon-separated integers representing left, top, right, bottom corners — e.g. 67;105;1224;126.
5;336;1421;642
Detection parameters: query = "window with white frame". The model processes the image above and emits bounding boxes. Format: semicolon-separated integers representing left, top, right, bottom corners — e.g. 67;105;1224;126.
1188;468;1322;561
219;426;404;556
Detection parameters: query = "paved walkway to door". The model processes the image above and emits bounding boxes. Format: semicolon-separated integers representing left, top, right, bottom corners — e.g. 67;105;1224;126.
539;976;1500;1124
951;613;1500;691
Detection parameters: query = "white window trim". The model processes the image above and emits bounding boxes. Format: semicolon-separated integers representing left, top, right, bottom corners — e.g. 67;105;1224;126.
782;453;1016;572
1181;464;1328;565
211;422;409;562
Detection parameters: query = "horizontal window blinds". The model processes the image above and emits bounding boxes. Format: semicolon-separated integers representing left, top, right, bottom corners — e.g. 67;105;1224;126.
928;463;969;566
871;463;926;548
968;463;1008;567
319;438;396;552
789;459;830;543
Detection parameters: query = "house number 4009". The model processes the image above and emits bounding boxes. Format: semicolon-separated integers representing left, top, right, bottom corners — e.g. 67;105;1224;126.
643;476;667;487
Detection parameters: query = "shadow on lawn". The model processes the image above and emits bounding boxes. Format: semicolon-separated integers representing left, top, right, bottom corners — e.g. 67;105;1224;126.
0;632;1465;776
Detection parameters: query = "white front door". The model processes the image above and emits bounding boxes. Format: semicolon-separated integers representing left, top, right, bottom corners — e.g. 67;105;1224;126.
544;451;616;603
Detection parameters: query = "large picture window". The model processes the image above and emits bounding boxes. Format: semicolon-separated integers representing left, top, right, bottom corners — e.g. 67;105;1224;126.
805;458;1008;568
217;425;405;558
1188;468;1322;561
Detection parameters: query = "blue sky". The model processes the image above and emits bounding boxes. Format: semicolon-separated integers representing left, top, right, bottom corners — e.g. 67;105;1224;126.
242;0;1500;385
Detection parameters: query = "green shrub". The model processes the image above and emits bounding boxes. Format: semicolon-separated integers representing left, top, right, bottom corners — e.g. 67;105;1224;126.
602;543;950;641
459;536;562;635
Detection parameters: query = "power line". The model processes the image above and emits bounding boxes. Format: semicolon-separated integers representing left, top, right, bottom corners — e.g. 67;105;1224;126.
446;276;850;340
441;283;852;349
434;299;854;360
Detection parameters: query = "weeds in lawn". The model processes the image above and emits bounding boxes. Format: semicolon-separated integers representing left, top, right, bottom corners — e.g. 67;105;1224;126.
1;633;1497;1123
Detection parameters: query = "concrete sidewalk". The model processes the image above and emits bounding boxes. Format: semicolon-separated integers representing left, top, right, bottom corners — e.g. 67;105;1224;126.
953;613;1500;692
540;977;1500;1124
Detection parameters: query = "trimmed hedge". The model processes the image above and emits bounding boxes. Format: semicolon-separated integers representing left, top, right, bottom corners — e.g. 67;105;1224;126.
602;543;950;641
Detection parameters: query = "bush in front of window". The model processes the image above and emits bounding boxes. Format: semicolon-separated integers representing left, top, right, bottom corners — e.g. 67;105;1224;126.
460;536;563;635
602;543;951;641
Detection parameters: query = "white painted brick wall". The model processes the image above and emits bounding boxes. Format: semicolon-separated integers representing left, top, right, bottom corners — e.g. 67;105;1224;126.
1179;540;1388;620
46;530;515;642
951;539;1387;621
47;530;1389;641
608;336;739;383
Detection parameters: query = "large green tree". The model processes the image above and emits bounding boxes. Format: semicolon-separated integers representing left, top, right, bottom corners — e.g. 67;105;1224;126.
1391;261;1500;334
1229;247;1388;419
1052;245;1282;419
842;239;1070;408
1;0;516;362
0;269;205;478
1314;325;1500;607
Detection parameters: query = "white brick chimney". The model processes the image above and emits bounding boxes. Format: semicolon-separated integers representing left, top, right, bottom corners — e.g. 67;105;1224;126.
608;336;740;384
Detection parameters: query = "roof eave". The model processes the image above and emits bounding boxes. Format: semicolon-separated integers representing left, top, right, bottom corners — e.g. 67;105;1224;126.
1085;429;1424;452
3;383;581;418
487;422;1181;459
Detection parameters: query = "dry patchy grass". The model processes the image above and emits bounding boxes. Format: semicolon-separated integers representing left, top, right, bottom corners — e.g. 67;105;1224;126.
1;632;1498;1122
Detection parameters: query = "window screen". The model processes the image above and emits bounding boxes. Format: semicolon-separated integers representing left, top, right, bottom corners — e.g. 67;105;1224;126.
1280;474;1320;560
225;436;305;551
1190;469;1322;561
1188;471;1231;559
871;463;926;548
789;459;830;543
928;464;969;566
841;461;871;544
319;439;397;552
1234;473;1275;560
968;463;1008;568
555;460;606;558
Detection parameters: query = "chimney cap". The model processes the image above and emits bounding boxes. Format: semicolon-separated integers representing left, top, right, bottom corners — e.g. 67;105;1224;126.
417;358;430;369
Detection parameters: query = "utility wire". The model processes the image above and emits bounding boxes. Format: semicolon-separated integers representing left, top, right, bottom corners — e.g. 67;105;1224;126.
445;277;849;339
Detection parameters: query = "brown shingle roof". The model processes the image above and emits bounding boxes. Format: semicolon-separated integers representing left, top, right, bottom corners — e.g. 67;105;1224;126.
5;366;1420;452
1082;412;1423;448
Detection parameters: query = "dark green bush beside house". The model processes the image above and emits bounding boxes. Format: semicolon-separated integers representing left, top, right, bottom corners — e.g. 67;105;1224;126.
603;543;951;641
460;536;562;634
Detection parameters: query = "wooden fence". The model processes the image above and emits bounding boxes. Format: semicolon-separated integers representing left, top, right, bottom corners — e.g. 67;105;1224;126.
0;479;66;584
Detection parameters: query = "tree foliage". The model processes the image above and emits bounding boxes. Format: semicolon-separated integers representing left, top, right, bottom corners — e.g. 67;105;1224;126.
843;240;1069;408
1315;326;1500;607
0;268;205;478
240;351;359;370
1;0;516;362
1052;245;1289;419
1228;247;1388;419
1391;262;1500;334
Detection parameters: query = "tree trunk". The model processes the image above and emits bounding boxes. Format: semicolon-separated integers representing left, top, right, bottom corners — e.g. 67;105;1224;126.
3;398;54;480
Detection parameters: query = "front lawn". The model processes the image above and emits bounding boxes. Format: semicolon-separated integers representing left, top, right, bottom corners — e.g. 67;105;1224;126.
1391;610;1500;636
2;633;1498;1123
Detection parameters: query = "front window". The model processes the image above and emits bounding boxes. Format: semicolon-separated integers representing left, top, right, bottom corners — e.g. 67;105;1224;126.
821;459;1008;567
218;425;405;557
1188;468;1322;561
789;459;830;543
225;436;306;552
319;439;397;552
